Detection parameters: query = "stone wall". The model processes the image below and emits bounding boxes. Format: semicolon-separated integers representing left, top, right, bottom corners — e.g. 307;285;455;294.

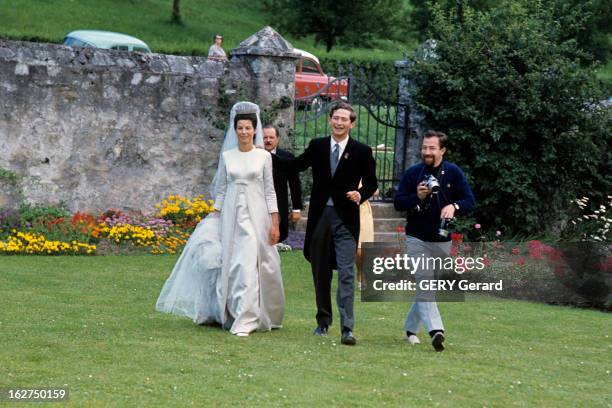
0;26;298;213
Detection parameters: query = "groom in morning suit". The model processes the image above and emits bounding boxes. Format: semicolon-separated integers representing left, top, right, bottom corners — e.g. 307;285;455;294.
273;102;378;345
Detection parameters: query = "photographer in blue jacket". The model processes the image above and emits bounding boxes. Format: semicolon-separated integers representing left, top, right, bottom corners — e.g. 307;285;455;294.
394;130;476;351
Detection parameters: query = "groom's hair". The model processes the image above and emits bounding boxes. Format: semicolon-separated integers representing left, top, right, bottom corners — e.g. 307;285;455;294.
329;102;356;123
234;113;258;130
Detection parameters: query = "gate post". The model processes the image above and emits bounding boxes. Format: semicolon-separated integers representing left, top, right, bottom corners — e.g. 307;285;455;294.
394;58;426;182
231;26;299;151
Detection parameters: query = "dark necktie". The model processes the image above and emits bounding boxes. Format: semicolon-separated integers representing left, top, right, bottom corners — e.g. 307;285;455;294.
331;143;340;175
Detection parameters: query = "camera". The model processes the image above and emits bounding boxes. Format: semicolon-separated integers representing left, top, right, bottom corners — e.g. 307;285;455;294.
438;218;453;239
424;175;440;194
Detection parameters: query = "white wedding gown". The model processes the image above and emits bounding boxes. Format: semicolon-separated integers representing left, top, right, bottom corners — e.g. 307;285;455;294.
156;147;284;334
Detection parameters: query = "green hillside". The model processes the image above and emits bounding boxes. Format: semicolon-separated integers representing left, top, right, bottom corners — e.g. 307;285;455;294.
0;0;408;60
1;1;609;84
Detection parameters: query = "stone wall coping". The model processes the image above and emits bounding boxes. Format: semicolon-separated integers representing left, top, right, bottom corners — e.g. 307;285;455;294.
0;39;227;77
231;26;300;59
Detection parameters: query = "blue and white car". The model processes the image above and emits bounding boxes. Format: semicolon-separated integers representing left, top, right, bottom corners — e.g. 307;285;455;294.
63;30;151;53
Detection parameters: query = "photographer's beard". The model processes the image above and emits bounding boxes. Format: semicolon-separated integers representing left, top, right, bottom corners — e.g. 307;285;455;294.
422;154;437;167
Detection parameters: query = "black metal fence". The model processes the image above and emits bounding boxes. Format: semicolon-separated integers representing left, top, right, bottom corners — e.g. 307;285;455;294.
293;71;410;202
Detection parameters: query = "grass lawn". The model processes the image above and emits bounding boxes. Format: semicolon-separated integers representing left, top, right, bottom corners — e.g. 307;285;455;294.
0;253;610;407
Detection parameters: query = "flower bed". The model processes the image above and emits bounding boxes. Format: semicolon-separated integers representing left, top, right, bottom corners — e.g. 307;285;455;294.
0;195;214;256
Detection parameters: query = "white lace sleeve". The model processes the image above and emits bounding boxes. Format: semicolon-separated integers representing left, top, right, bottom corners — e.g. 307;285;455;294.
263;152;278;214
213;154;227;211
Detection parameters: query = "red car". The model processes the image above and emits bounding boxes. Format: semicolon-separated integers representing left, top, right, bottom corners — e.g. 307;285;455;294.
294;48;348;103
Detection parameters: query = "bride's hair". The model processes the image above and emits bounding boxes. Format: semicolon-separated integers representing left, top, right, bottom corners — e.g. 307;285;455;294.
233;113;258;130
210;101;262;199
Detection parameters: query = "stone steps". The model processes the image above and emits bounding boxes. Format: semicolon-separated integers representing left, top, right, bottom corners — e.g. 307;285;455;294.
299;201;405;218
374;232;404;243
293;202;406;243
294;217;405;233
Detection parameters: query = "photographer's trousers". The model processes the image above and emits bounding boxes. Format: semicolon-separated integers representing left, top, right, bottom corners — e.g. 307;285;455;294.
404;236;451;333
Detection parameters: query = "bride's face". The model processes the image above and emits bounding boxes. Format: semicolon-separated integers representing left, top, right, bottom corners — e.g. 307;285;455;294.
236;119;255;146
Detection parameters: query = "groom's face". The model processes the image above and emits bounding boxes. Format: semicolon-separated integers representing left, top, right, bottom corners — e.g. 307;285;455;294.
329;108;355;140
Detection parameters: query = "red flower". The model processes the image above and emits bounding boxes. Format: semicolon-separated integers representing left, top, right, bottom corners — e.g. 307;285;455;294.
511;247;520;255
451;232;463;243
71;211;95;227
527;240;541;249
547;249;565;263
97;209;124;223
528;241;555;261
515;257;526;267
395;226;405;233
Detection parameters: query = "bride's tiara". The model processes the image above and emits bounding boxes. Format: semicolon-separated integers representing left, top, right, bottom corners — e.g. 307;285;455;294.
233;101;259;115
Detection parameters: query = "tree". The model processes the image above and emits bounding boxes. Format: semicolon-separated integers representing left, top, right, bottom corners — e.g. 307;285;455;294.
409;0;497;40
264;0;408;52
409;0;611;63
407;1;611;237
171;0;183;25
547;0;612;63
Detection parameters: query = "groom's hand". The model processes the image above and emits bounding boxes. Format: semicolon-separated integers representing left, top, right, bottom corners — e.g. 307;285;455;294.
346;190;361;204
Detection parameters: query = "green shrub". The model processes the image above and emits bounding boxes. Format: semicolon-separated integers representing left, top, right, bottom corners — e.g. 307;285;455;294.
18;203;71;225
0;167;19;185
407;1;612;237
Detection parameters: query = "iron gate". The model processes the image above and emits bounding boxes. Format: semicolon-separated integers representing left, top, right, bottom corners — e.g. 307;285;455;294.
293;74;410;202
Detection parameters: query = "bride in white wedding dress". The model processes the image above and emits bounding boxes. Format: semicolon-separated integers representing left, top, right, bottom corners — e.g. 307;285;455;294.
156;101;284;336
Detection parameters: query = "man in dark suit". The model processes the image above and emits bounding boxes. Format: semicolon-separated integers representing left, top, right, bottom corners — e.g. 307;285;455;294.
263;124;303;243
273;102;378;345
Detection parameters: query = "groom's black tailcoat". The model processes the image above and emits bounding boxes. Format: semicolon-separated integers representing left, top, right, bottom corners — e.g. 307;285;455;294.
272;148;303;242
275;136;378;263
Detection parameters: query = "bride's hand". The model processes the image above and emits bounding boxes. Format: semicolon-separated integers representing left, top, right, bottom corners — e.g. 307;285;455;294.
269;213;280;245
269;225;280;245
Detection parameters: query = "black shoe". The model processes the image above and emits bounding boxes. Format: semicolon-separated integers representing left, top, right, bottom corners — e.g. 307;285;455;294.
341;330;357;346
431;332;445;352
313;325;328;336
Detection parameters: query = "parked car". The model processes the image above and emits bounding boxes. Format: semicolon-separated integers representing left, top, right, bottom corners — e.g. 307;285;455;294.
294;48;347;104
63;30;151;53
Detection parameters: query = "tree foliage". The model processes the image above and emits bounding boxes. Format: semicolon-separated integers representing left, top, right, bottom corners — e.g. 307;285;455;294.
409;0;497;39
264;0;409;52
409;0;611;63
547;0;612;63
408;1;611;237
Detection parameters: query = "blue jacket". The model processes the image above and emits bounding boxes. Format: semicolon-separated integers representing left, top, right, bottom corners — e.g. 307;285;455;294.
394;160;476;242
